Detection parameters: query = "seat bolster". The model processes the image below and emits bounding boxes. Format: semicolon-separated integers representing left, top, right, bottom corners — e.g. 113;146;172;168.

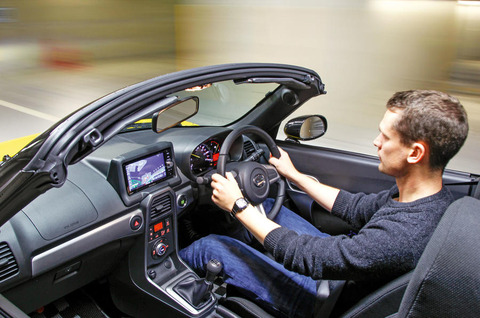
340;271;412;318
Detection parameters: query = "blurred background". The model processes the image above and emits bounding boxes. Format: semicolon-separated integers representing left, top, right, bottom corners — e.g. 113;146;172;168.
1;0;479;173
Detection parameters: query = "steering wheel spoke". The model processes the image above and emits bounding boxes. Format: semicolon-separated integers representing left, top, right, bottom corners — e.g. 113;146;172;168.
253;203;267;217
263;164;281;184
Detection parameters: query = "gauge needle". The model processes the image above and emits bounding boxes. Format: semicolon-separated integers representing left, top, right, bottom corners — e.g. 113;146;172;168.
191;154;200;158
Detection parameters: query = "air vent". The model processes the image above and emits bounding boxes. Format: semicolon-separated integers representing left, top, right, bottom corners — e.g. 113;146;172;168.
150;194;172;220
244;140;256;157
0;242;18;282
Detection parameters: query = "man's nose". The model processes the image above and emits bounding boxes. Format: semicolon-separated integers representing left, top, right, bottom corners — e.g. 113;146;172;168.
373;134;381;148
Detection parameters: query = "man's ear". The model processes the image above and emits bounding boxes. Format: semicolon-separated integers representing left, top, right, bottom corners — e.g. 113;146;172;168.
407;142;427;164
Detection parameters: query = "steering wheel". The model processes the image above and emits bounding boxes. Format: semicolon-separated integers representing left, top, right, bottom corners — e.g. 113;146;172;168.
217;125;285;220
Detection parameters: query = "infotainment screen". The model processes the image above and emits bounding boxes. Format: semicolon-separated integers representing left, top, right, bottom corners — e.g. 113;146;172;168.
123;149;174;195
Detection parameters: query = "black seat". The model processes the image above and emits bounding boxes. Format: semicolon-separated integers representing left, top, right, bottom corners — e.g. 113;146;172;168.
341;196;480;318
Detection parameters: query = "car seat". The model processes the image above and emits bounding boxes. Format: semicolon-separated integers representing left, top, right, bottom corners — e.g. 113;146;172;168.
340;196;480;318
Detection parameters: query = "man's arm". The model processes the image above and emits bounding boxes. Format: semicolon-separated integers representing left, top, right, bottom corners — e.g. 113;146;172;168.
268;148;340;212
211;148;340;244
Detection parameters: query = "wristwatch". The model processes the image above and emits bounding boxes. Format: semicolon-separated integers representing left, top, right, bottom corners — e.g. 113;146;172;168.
231;197;249;217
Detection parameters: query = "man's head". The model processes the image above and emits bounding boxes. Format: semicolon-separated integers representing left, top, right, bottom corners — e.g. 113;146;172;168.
385;90;468;172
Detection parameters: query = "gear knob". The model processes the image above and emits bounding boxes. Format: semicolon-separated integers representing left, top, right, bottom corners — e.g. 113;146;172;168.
205;259;222;283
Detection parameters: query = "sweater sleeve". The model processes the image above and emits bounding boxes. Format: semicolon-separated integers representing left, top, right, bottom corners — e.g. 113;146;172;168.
331;188;392;229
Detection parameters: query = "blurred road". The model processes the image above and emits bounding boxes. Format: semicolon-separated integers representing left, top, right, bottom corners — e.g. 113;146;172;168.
0;58;177;142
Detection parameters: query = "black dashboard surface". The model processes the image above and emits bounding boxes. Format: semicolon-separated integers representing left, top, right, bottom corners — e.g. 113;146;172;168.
0;126;238;293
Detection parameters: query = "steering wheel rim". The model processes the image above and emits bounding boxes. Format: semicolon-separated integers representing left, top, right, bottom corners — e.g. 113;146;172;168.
217;125;285;220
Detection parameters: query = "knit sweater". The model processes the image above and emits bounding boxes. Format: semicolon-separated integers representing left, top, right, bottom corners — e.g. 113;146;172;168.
264;185;454;282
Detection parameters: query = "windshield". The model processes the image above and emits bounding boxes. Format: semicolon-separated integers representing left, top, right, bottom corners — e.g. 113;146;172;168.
170;80;278;126
123;80;279;132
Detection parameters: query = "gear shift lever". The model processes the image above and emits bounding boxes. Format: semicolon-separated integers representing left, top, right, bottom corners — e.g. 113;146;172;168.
205;259;222;292
174;259;223;308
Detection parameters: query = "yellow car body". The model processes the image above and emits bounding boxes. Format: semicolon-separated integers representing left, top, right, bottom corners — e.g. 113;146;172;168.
0;134;39;162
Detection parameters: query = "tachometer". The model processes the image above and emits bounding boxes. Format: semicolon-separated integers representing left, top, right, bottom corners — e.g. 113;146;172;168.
190;143;213;174
208;140;221;168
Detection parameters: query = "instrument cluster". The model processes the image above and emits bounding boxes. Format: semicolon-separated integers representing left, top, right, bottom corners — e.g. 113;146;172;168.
190;139;221;175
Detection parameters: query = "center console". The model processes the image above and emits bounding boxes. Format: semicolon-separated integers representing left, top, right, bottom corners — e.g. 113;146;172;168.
108;142;218;317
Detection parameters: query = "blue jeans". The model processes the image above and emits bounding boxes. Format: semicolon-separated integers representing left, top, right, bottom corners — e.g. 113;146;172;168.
179;199;330;317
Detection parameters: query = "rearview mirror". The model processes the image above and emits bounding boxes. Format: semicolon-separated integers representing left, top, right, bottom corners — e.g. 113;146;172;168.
152;96;199;133
284;115;327;141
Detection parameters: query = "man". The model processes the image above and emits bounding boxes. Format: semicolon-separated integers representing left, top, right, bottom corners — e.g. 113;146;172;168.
179;90;469;317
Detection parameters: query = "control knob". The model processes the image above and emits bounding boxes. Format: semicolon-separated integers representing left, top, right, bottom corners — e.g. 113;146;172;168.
153;241;168;257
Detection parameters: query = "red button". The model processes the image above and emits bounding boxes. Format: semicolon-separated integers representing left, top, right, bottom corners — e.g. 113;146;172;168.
130;216;143;231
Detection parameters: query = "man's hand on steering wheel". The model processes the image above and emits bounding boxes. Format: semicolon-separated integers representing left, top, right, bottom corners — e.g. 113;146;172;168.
211;172;244;212
268;147;299;181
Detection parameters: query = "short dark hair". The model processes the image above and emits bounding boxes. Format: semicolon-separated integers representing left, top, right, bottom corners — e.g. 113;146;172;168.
387;90;468;171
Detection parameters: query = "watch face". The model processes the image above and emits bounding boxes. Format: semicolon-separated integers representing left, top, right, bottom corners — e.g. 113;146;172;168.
236;198;248;209
232;198;249;215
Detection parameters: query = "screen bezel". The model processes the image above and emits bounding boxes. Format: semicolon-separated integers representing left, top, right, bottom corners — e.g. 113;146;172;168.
122;148;173;195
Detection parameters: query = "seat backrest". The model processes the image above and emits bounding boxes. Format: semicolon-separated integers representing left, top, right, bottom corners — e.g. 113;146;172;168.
396;196;480;317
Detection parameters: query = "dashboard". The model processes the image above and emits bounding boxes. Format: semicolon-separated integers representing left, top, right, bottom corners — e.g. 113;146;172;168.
0;125;262;315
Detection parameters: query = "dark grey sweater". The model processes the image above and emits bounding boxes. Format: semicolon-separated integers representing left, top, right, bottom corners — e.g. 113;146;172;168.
264;186;454;282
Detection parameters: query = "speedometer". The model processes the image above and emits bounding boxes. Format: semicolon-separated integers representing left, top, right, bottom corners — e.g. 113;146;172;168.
190;143;213;174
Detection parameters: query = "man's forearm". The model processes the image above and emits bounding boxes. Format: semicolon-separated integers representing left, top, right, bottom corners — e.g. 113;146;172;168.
235;205;281;245
287;171;340;212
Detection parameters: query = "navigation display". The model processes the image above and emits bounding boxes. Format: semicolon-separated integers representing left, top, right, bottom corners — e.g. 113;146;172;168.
123;150;172;194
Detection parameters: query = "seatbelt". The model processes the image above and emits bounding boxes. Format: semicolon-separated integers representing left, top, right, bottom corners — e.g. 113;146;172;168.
314;280;346;317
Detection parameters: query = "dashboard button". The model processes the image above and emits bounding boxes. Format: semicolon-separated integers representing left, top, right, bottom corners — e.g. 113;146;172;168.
148;270;157;279
130;215;143;231
177;194;187;208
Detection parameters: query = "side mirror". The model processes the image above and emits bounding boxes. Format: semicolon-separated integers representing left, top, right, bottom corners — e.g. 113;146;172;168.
284;115;327;141
152;96;199;133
